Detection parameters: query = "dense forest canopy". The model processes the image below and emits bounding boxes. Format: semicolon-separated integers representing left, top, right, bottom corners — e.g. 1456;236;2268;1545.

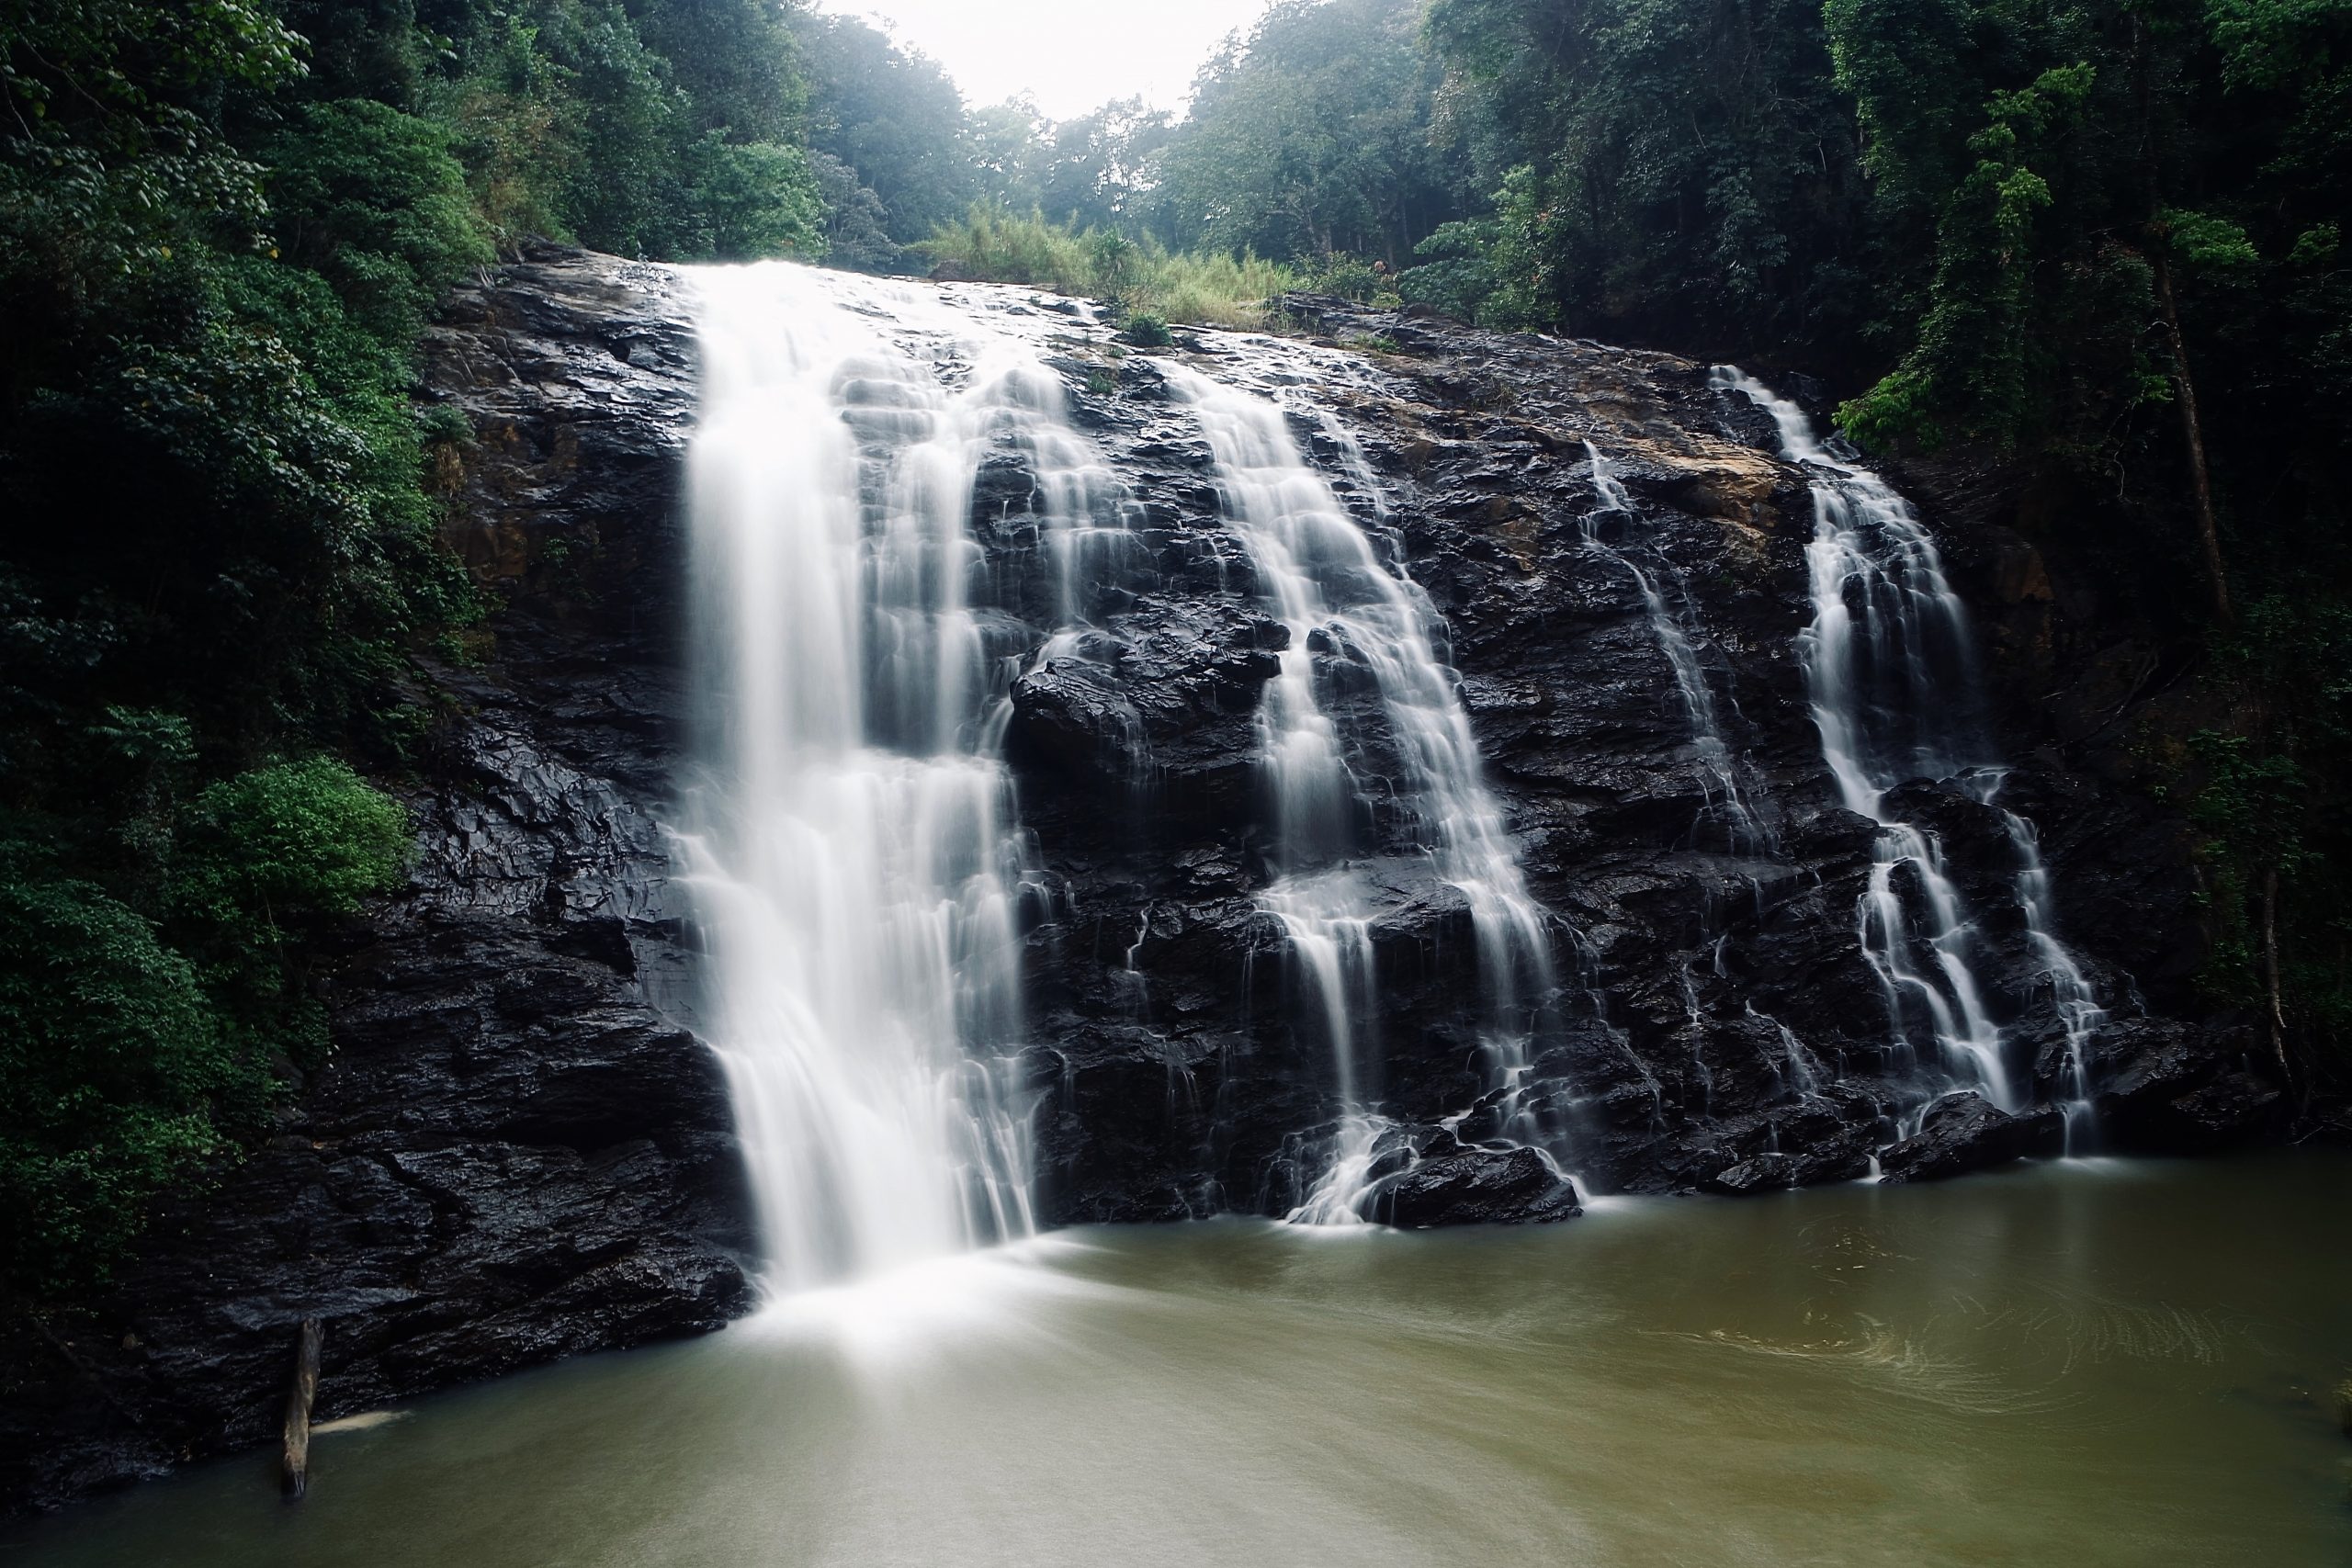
2;0;2346;1300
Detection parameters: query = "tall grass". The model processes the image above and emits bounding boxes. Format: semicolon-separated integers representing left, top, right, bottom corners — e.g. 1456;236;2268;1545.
917;207;1297;330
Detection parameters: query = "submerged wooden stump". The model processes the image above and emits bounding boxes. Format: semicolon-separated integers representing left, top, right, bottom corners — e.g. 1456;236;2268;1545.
280;1316;322;1499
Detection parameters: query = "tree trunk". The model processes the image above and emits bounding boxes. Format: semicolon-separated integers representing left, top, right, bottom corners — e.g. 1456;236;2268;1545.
281;1316;323;1499
2261;867;2293;1094
2151;254;2232;624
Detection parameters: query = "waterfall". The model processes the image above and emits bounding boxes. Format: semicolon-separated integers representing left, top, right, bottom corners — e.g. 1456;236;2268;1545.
1713;367;2099;1125
1162;365;1555;1222
2002;805;2108;1148
1581;442;1763;850
673;263;1080;1293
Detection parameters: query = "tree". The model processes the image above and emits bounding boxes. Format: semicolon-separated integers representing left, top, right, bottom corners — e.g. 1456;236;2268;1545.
791;11;979;244
1155;0;1472;266
628;0;808;144
1032;97;1173;232
682;132;826;260
0;0;298;346
1423;0;1870;359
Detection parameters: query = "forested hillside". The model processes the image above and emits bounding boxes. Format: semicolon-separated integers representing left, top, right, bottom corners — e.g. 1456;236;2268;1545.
3;0;2345;1308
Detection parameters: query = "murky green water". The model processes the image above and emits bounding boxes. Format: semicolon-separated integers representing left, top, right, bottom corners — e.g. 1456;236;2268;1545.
7;1155;2348;1567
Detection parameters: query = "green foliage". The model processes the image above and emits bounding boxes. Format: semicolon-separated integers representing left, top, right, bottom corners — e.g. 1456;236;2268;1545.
1153;0;1471;267
1424;0;1871;357
2163;209;2261;275
2206;0;2352;91
4;248;476;764
628;0;808;146
1395;167;1554;328
919;207;1297;329
0;756;406;1296
1837;65;2096;450
0;0;300;313
2184;593;2352;1066
266;98;493;341
420;0;829;262
174;758;411;937
1122;312;1173;348
808;149;898;270
1024;97;1172;233
2286;221;2338;265
0;871;233;1297
792;9;979;246
681;134;825;261
1395;220;1500;321
1147;247;1301;330
1086;230;1142;299
436;11;587;252
1296;254;1401;306
167;757;411;1076
922;204;1099;293
540;0;689;257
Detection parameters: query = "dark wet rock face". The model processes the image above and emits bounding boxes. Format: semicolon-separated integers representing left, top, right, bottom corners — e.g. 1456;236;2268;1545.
1879;1093;2066;1183
2093;1020;2289;1150
1;255;2280;1515
1368;1136;1582;1228
1008;291;2268;1226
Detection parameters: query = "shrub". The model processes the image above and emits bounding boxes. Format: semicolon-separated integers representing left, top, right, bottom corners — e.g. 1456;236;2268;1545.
0;758;408;1297
1396;220;1501;322
1297;253;1399;305
173;758;412;942
1122;311;1173;347
0;873;243;1296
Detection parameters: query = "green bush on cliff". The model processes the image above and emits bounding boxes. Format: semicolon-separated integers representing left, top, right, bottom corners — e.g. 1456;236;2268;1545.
0;760;408;1297
1121;312;1173;348
0;874;238;1298
174;760;412;932
170;760;413;1041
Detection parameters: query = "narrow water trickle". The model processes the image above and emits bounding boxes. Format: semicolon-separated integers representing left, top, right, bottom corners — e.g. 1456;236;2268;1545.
1162;365;1557;1222
673;263;1089;1293
1581;442;1764;851
1713;367;2101;1129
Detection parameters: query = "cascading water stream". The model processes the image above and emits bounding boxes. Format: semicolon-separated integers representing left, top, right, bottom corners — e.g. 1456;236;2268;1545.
675;263;1096;1294
1582;443;1762;851
2000;798;2108;1148
1162;365;1555;1222
1713;367;2100;1129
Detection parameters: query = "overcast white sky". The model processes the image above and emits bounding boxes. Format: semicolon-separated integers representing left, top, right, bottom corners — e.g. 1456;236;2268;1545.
816;1;1277;120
